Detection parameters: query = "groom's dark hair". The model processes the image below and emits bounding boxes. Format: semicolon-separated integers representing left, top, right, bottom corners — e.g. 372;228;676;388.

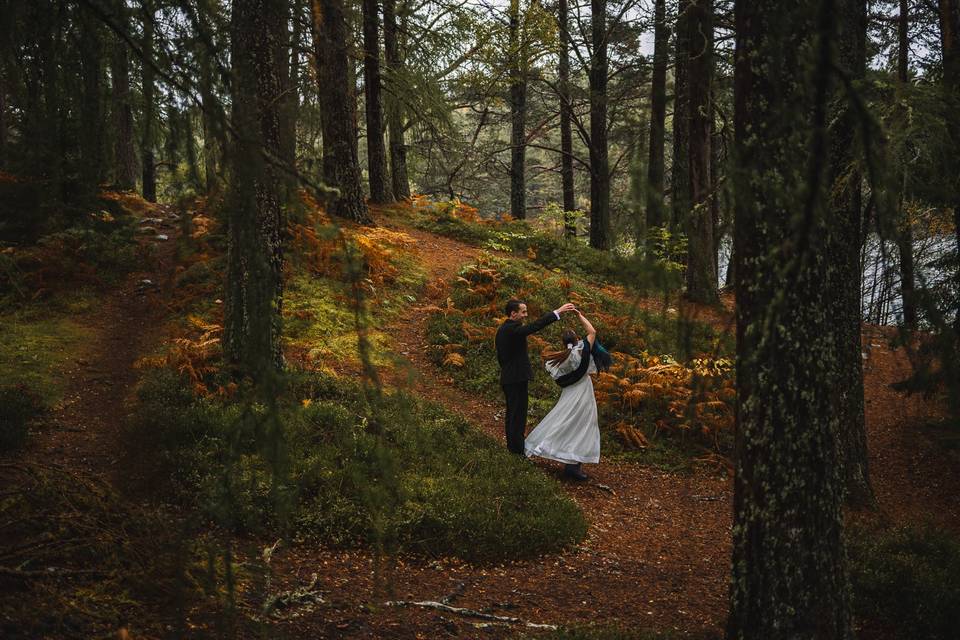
505;299;525;315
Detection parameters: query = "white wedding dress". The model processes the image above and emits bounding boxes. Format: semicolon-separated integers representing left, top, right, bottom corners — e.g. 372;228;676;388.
524;340;600;464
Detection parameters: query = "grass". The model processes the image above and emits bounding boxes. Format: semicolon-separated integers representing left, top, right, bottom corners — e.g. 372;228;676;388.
0;307;94;404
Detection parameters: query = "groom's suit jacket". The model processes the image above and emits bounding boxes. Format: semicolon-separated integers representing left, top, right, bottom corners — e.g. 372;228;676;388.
495;312;558;385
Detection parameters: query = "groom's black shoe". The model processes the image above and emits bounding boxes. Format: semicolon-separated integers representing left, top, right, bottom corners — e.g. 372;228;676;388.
563;464;589;482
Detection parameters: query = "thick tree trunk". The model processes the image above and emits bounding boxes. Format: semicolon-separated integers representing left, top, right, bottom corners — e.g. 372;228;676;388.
185;107;202;190
508;0;527;220
383;0;410;199
363;0;390;202
830;0;874;509
645;0;669;234
897;0;918;329
559;0;576;235
224;0;287;376
111;2;137;191
589;0;610;250
141;0;156;202
311;0;373;223
78;7;103;195
671;0;691;231
685;0;717;303
728;0;853;636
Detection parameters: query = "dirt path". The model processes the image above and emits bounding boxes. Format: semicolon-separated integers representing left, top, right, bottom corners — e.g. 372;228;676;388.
267;213;960;639
27;205;180;485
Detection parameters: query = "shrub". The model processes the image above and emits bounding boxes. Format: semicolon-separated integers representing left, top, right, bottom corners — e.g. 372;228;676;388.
849;524;960;639
0;383;45;451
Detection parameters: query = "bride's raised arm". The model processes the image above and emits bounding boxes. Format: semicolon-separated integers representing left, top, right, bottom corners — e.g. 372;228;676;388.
575;310;597;347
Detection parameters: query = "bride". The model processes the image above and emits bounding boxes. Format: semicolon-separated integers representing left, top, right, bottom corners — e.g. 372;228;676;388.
524;309;604;481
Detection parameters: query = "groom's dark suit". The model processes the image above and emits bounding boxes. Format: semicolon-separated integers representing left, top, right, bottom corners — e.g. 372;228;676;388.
496;311;559;455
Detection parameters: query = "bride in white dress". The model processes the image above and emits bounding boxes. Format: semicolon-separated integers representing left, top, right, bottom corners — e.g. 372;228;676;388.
524;310;599;481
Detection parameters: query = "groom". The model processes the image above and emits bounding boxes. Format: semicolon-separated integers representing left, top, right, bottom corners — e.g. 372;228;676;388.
496;299;576;455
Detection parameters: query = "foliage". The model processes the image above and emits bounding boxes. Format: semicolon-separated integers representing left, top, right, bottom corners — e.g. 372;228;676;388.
422;253;733;456
0;383;45;451
128;368;586;562
849;524;960;639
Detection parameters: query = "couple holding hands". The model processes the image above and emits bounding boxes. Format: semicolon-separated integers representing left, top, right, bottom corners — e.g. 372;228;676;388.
495;299;610;481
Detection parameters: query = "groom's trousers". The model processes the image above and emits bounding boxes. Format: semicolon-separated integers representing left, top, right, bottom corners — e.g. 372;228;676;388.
502;382;528;455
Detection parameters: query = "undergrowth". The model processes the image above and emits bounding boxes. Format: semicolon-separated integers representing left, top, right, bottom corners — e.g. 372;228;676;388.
128;368;587;562
849;523;960;640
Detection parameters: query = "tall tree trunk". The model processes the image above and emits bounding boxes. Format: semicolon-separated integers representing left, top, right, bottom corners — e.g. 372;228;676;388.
559;0;576;235
589;0;610;250
198;0;221;195
224;0;287;376
939;0;960;327
185;107;202;190
311;0;373;223
897;0;918;330
383;0;410;199
830;0;874;509
508;0;527;220
363;0;390;202
111;1;137;190
685;0;717;303
279;0;301;202
671;0;691;231
78;6;103;196
645;0;669;235
728;0;853;636
141;0;156;202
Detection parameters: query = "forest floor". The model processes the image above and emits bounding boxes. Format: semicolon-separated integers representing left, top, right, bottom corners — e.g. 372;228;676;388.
7;203;960;639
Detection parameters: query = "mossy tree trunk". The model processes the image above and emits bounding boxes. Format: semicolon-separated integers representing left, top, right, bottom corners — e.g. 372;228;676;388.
685;0;717;303
670;0;690;231
559;0;576;235
224;0;287;376
383;0;410;200
645;0;669;235
141;0;157;203
589;0;610;250
362;0;390;203
310;0;372;224
728;0;853;637
508;0;527;220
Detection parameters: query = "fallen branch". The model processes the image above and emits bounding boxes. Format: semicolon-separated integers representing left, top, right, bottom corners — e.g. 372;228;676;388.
383;600;557;630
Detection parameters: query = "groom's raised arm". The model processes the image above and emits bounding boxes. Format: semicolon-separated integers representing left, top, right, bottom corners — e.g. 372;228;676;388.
512;311;559;337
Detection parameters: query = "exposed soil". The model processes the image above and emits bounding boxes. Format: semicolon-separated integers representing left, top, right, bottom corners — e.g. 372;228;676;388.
6;205;959;639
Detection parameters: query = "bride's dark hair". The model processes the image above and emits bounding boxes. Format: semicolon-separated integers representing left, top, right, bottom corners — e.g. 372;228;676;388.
543;329;579;366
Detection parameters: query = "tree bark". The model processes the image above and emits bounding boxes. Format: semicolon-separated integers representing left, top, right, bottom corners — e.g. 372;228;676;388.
645;0;669;234
728;0;853;636
311;0;373;223
363;0;390;202
383;0;410;199
141;0;157;202
197;0;222;195
279;0;301;203
559;0;576;235
508;0;527;220
830;0;874;509
589;0;610;250
111;0;137;190
671;0;691;231
224;0;287;376
685;0;717;303
897;0;918;330
78;6;103;196
939;0;960;328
